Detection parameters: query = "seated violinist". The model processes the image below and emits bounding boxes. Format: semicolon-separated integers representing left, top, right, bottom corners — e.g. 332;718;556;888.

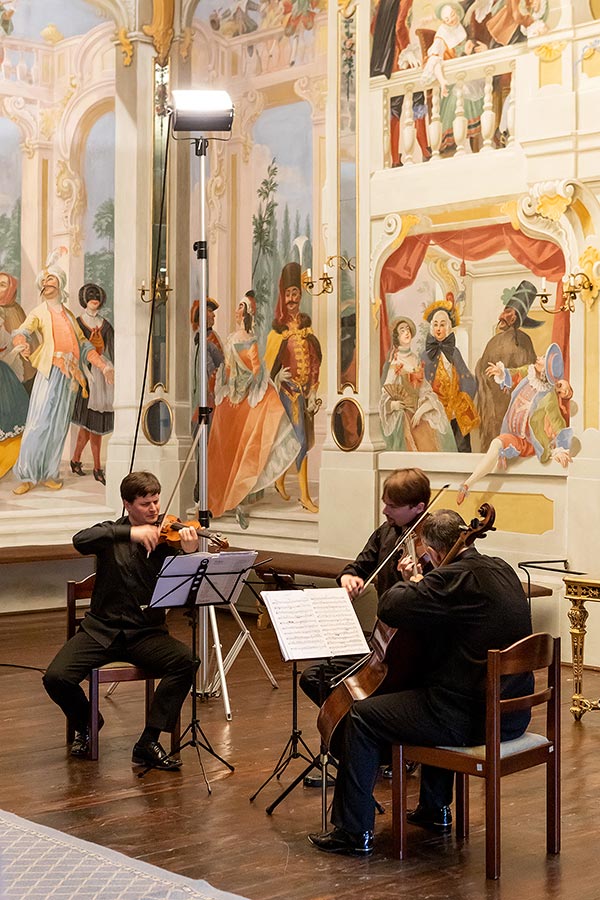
43;471;200;770
299;467;431;708
308;509;533;857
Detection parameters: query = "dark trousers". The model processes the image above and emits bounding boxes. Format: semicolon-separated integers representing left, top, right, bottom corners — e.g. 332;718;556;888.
331;690;466;834
299;655;363;707
43;629;198;734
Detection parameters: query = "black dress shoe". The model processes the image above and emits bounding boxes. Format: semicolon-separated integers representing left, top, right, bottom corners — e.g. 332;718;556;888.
131;740;182;771
93;468;106;485
407;803;452;833
70;713;104;758
70;460;85;476
308;827;373;856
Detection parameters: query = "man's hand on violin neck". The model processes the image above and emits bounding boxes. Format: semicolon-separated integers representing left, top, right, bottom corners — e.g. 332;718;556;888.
131;524;160;553
397;554;423;582
178;526;200;554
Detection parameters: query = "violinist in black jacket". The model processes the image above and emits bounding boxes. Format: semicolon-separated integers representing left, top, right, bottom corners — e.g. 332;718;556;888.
299;468;431;706
309;509;533;856
43;471;200;770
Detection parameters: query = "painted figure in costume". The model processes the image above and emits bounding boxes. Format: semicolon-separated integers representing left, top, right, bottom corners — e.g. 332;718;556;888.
207;294;301;522
380;316;455;451
70;284;115;486
0;313;28;479
421;297;479;452
11;251;114;495
370;0;431;166
457;343;572;504
191;296;224;431
265;262;322;513
422;3;485;154
475;280;539;452
0;271;36;388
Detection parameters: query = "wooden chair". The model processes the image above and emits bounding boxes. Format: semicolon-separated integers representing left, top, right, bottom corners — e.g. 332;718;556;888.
391;632;560;879
66;573;180;761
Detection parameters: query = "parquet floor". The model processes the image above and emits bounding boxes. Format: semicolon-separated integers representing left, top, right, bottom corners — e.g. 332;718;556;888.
2;607;600;900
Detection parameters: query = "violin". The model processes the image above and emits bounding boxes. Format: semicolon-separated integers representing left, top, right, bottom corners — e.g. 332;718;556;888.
158;514;230;551
317;503;497;752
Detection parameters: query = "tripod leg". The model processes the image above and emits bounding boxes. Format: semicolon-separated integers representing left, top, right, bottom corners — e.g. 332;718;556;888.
208;605;232;720
265;756;321;816
226;603;279;688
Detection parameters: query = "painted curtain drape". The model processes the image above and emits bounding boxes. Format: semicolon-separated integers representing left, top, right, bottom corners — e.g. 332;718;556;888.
378;223;568;373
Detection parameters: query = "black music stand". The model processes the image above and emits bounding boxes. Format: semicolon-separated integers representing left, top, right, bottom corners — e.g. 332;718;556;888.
148;550;255;791
251;586;370;826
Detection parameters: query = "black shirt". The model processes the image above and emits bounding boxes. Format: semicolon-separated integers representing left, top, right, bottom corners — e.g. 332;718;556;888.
73;516;178;647
378;547;534;742
338;520;424;598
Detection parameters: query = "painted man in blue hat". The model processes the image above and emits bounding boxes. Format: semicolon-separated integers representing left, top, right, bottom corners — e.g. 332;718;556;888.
458;342;573;504
475;279;540;451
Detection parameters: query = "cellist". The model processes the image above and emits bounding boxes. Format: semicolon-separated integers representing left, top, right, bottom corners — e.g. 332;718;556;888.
308;509;534;857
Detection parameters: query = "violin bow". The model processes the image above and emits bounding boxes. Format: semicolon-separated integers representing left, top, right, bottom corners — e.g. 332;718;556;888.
359;483;450;595
159;426;203;524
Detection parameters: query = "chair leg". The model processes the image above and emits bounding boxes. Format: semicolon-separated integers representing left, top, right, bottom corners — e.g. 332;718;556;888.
392;744;407;859
455;772;469;839
170;715;181;755
88;670;100;761
547;753;561;854
485;771;501;879
144;679;155;724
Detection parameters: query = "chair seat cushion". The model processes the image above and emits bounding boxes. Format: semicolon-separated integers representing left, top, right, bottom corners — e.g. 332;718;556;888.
438;732;550;759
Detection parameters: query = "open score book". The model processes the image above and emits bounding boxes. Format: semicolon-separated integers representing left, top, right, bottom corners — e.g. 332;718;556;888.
260;587;370;662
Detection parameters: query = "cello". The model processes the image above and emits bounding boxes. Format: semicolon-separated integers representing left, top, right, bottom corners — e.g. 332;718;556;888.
317;503;497;752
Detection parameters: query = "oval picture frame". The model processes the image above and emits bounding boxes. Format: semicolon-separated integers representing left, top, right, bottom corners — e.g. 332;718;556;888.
142;398;173;446
331;397;364;452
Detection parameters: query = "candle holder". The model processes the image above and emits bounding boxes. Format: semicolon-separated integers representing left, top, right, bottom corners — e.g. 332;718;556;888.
537;272;593;315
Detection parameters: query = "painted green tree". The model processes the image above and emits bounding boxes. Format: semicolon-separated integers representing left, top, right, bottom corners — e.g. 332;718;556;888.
84;197;114;316
0;199;21;284
252;159;279;346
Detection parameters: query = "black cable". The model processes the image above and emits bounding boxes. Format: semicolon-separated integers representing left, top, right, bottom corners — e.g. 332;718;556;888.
0;663;46;673
128;114;172;474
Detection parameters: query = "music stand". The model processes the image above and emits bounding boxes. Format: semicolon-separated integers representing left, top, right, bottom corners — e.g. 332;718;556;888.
251;586;369;826
149;549;256;792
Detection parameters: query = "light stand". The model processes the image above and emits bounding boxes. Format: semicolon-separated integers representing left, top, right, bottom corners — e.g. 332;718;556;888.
171;89;234;697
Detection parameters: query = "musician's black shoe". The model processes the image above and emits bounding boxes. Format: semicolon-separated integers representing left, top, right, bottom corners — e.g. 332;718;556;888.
303;771;336;788
407;803;452;833
308;827;374;856
131;740;182;771
70;713;104;758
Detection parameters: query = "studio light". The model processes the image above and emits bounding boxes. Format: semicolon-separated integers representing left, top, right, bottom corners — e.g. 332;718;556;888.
171;89;234;133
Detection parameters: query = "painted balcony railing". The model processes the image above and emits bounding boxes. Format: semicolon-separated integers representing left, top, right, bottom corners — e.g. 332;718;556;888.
0;38;55;95
371;43;524;168
224;11;327;81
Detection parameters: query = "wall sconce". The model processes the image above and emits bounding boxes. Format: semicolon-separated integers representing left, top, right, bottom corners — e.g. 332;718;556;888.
537;272;593;315
302;266;333;296
139;270;172;304
301;255;356;296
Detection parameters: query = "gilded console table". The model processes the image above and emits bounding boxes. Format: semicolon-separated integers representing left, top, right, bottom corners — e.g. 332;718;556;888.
563;575;600;720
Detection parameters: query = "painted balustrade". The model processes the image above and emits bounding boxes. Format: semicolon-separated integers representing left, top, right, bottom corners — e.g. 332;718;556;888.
372;43;521;168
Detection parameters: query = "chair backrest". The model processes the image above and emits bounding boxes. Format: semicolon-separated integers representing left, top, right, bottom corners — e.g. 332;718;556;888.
67;573;96;640
486;632;560;748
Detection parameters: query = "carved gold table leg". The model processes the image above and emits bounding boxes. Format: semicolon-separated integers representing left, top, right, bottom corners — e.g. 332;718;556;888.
564;576;600;721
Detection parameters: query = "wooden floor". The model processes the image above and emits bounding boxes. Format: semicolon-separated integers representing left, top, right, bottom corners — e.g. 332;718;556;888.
2;607;600;900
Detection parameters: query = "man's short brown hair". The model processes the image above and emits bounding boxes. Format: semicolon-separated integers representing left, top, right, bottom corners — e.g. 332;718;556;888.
120;471;161;504
382;468;431;508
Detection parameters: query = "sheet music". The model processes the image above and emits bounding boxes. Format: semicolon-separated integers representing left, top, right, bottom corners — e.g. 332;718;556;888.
150;550;258;608
260;587;369;661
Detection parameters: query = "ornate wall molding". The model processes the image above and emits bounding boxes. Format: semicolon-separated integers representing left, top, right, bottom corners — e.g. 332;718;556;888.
235;90;266;163
56;159;87;256
142;0;175;67
294;75;328;119
0;96;39;157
